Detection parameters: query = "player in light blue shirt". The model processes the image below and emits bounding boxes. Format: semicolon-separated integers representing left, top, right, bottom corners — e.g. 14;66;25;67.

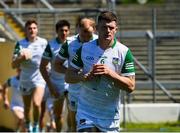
40;20;73;132
55;17;97;131
65;11;135;132
2;68;25;132
12;19;48;132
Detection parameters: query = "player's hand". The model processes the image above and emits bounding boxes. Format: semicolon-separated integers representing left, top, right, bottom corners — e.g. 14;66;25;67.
82;70;95;81
92;64;112;76
20;48;32;60
4;100;10;109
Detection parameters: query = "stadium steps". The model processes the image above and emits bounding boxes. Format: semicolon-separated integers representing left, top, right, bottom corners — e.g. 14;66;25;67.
117;7;180;31
18;0;180;84
129;88;180;103
4;14;25;39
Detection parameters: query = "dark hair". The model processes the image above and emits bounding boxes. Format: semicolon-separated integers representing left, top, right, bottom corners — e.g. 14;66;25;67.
98;11;117;23
55;20;70;32
25;19;37;28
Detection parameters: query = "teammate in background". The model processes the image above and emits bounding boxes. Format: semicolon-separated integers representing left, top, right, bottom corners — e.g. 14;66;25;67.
65;11;135;132
40;19;72;132
54;17;97;131
11;19;48;132
2;68;25;132
39;87;56;132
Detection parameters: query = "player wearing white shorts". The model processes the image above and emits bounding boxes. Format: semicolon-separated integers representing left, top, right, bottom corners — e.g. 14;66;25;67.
55;17;97;131
39;86;56;132
65;11;135;132
12;19;48;132
2;68;25;132
40;19;73;132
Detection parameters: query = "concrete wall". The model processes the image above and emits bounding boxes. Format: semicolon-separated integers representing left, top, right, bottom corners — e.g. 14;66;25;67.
120;103;180;123
0;42;16;130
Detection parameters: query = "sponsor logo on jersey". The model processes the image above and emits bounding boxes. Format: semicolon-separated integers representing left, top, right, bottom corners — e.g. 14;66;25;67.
86;56;94;61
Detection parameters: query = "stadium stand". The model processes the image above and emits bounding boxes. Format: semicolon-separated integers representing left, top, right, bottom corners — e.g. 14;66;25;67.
0;0;180;103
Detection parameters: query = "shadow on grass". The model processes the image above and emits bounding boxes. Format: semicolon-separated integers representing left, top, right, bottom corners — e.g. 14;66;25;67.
0;126;14;132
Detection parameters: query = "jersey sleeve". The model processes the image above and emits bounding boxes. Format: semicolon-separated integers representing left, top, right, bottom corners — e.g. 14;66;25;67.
57;43;69;60
6;78;11;87
42;43;52;60
13;42;21;59
71;46;83;69
121;49;135;76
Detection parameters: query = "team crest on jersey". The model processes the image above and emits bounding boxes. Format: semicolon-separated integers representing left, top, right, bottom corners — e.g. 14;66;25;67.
112;57;119;65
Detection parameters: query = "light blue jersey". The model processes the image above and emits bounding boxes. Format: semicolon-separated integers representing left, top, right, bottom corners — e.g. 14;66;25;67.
71;39;135;119
13;37;48;94
42;37;73;95
58;34;98;94
7;76;24;110
58;34;98;111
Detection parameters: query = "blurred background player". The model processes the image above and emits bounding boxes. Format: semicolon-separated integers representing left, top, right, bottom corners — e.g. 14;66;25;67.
11;19;48;132
40;19;73;132
2;68;25;132
39;87;56;132
55;17;97;131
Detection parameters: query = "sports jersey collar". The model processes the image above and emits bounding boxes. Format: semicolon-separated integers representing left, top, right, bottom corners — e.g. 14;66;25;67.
96;38;117;49
56;37;67;45
77;35;83;43
77;35;94;43
25;37;38;42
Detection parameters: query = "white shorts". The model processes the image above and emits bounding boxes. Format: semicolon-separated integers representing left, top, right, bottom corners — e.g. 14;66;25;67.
11;105;24;112
76;111;120;132
67;92;78;112
43;86;51;101
20;83;45;95
46;97;54;112
50;78;67;98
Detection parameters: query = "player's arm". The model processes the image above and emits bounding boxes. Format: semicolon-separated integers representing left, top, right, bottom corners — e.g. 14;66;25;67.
2;79;10;109
11;42;31;69
65;65;85;83
93;49;135;93
54;42;70;74
40;44;58;98
65;46;94;83
54;57;67;73
93;64;135;92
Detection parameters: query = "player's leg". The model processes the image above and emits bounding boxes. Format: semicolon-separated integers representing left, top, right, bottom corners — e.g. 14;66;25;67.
67;92;79;131
46;98;56;131
68;109;76;131
12;107;25;132
53;97;64;132
22;94;32;132
32;86;45;132
39;100;46;131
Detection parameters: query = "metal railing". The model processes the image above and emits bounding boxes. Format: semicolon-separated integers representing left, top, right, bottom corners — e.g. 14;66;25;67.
0;1;180;103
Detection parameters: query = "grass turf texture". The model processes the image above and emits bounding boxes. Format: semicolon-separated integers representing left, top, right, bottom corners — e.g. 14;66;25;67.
121;121;180;132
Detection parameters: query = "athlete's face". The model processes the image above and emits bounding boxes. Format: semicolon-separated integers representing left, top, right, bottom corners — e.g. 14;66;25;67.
57;26;70;42
25;23;38;40
97;20;117;42
78;21;95;43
